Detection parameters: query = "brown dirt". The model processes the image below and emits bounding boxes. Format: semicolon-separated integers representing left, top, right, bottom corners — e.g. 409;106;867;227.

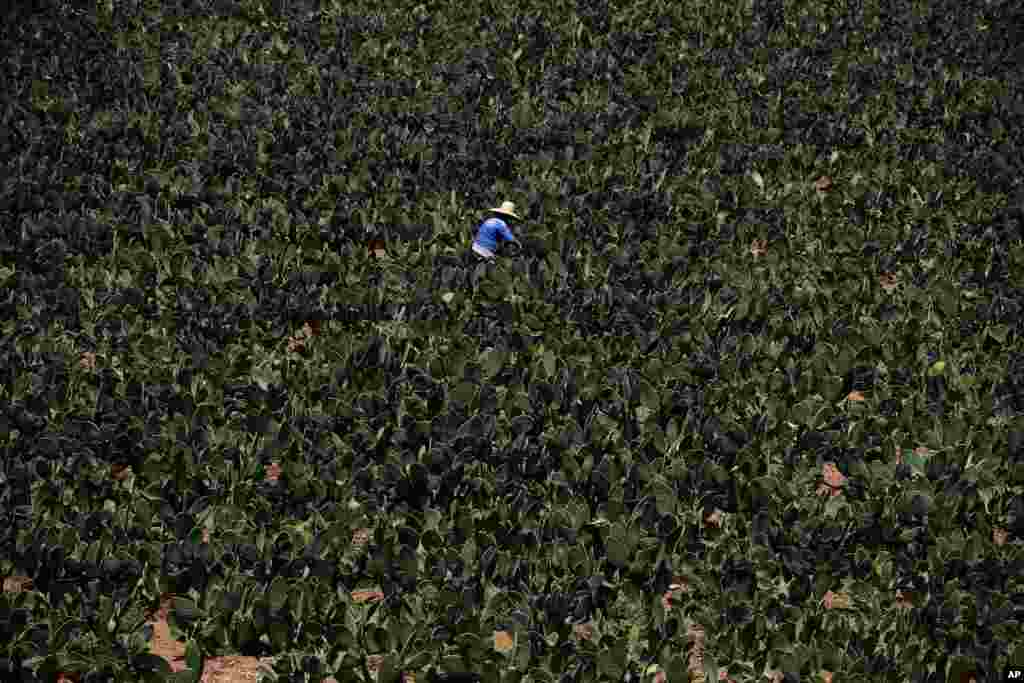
351;527;373;547
493;630;514;654
351;588;385;604
2;575;33;593
143;594;316;683
146;595;187;668
572;622;595;642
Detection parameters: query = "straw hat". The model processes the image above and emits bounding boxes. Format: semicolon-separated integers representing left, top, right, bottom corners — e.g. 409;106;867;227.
488;201;521;220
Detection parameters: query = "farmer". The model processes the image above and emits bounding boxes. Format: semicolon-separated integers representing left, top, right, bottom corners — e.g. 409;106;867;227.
472;200;522;261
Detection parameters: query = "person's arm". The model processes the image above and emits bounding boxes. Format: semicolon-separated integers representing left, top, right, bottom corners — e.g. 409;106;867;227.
499;222;519;246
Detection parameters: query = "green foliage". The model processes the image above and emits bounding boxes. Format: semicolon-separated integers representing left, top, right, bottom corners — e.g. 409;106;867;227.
1;0;1023;681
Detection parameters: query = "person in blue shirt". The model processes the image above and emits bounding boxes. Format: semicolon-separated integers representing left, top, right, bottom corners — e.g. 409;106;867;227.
472;200;522;261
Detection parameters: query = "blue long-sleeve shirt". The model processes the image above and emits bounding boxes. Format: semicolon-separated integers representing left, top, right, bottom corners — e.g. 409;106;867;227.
473;218;515;252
